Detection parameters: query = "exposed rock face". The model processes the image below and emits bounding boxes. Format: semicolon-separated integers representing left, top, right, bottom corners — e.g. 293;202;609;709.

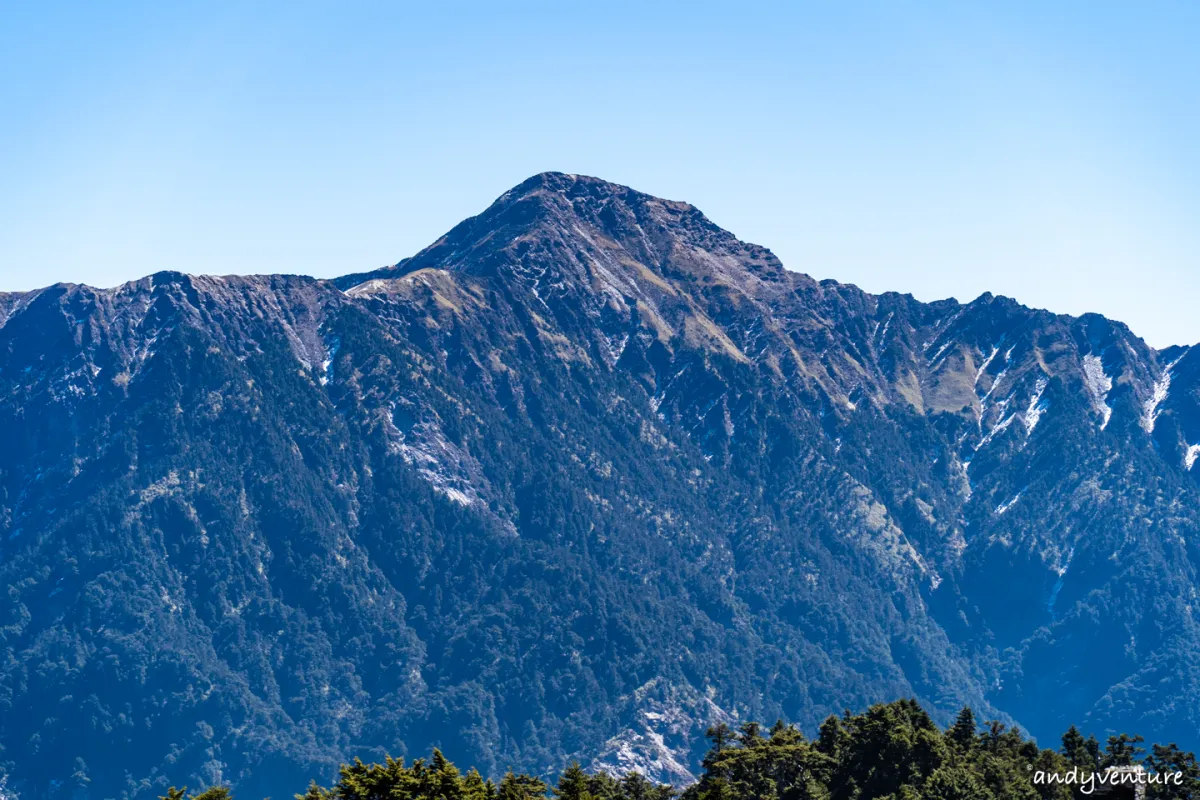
2;173;1200;798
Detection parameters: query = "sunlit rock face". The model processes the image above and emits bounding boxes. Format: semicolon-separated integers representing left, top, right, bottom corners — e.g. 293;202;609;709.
2;173;1199;799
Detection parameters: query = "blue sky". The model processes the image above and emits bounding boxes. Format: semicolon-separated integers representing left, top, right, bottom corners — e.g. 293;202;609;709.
2;2;1198;346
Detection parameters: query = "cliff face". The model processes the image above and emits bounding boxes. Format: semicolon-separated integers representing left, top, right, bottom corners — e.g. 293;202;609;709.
2;173;1199;798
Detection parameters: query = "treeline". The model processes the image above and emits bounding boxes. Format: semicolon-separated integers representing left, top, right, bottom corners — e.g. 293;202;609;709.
161;699;1200;800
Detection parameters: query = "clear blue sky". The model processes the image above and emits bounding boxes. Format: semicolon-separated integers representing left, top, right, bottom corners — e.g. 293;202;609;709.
2;2;1198;346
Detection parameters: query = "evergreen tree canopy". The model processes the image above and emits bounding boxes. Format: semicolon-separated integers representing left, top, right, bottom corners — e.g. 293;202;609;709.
157;699;1199;800
947;707;977;752
1104;734;1147;768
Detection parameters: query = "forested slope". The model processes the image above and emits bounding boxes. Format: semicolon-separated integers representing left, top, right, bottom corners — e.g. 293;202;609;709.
2;173;1199;799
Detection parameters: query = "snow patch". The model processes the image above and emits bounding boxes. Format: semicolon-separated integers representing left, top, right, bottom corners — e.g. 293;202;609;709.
439;488;473;506
873;312;893;346
591;680;731;786
974;346;1000;386
320;336;341;386
995;490;1023;515
604;333;629;366
978;395;1014;449
1142;349;1188;432
385;411;483;508
979;414;1015;449
923;310;965;352
979;346;1016;409
928;340;953;366
1082;354;1113;429
161;588;181;613
1023;377;1049;434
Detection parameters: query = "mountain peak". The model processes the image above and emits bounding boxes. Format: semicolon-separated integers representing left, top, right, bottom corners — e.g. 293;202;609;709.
335;172;789;296
498;171;675;205
501;170;609;195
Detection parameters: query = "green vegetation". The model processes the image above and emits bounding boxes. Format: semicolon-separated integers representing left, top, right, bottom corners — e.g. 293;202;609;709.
161;699;1200;800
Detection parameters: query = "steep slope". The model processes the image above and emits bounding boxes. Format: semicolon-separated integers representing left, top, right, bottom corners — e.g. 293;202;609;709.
1;173;1199;800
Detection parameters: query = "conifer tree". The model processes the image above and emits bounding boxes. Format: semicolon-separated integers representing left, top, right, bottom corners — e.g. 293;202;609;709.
1060;725;1090;769
620;772;676;800
593;773;626;800
1147;743;1200;799
423;749;464;799
295;783;331;800
498;772;548;800
705;724;735;757
1102;733;1146;767
982;720;1006;754
816;715;848;760
921;766;991;800
192;788;232;800
948;707;977;751
737;722;764;748
1085;734;1102;770
462;769;496;800
553;762;595;800
695;776;734;800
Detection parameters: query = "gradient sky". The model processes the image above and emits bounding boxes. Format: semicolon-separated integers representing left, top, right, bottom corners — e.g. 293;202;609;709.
2;2;1198;346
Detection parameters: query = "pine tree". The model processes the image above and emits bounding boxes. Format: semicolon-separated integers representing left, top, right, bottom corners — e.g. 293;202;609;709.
706;724;735;757
948;708;977;751
423;749;464;799
192;788;232;800
1060;725;1090;768
1085;734;1102;770
816;715;848;759
737;722;764;748
552;762;594;800
696;776;734;800
1147;743;1200;800
295;783;331;800
1102;733;1146;767
619;772;663;800
583;771;625;800
462;769;495;800
982;720;1006;754
498;772;548;800
921;766;991;800
333;756;412;800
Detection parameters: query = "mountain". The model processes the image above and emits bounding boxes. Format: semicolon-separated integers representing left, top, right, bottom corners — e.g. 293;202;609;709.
2;172;1199;800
